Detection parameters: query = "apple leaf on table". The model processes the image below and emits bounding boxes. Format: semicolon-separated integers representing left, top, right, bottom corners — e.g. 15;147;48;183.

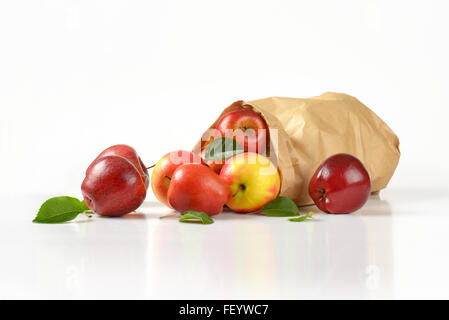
204;137;244;162
289;211;314;222
179;211;214;224
261;196;300;217
33;196;93;223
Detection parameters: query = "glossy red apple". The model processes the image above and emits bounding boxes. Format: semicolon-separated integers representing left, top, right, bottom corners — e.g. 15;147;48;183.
167;164;230;216
308;153;371;214
215;109;269;154
87;144;149;188
151;150;205;207
81;155;147;216
199;148;225;174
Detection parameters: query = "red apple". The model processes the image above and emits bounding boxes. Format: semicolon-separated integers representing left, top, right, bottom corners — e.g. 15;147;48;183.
215;109;269;154
151;150;204;207
87;144;149;188
167;164;230;216
199;148;225;174
81;155;147;216
308;153;371;214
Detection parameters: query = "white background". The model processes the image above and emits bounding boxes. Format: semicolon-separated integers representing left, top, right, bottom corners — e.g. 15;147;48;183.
1;0;449;299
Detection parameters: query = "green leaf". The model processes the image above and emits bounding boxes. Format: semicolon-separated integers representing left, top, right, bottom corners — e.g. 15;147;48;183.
33;196;86;223
262;196;300;217
80;200;90;211
204;137;244;162
179;211;214;224
289;211;314;222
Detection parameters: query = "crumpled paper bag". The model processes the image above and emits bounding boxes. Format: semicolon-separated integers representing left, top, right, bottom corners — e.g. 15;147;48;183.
193;92;400;206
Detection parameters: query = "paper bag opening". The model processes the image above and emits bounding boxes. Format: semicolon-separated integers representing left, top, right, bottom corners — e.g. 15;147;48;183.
193;92;400;206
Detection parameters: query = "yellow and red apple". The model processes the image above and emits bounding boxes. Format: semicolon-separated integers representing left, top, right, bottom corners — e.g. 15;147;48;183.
151;150;204;207
219;152;281;213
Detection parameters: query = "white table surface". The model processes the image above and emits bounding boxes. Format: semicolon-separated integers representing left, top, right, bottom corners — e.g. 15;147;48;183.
2;186;448;300
1;1;449;300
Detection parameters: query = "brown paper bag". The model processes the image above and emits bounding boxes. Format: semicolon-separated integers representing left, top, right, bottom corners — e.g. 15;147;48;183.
193;92;400;206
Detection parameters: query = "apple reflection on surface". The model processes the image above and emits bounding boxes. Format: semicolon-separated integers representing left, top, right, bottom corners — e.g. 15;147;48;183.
274;194;393;299
145;194;393;299
27;194;394;299
146;213;278;299
32;213;150;299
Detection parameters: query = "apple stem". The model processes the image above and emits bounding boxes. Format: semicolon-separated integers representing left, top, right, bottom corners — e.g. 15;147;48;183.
146;164;155;170
82;210;94;218
160;213;178;219
232;184;245;197
320;189;326;198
